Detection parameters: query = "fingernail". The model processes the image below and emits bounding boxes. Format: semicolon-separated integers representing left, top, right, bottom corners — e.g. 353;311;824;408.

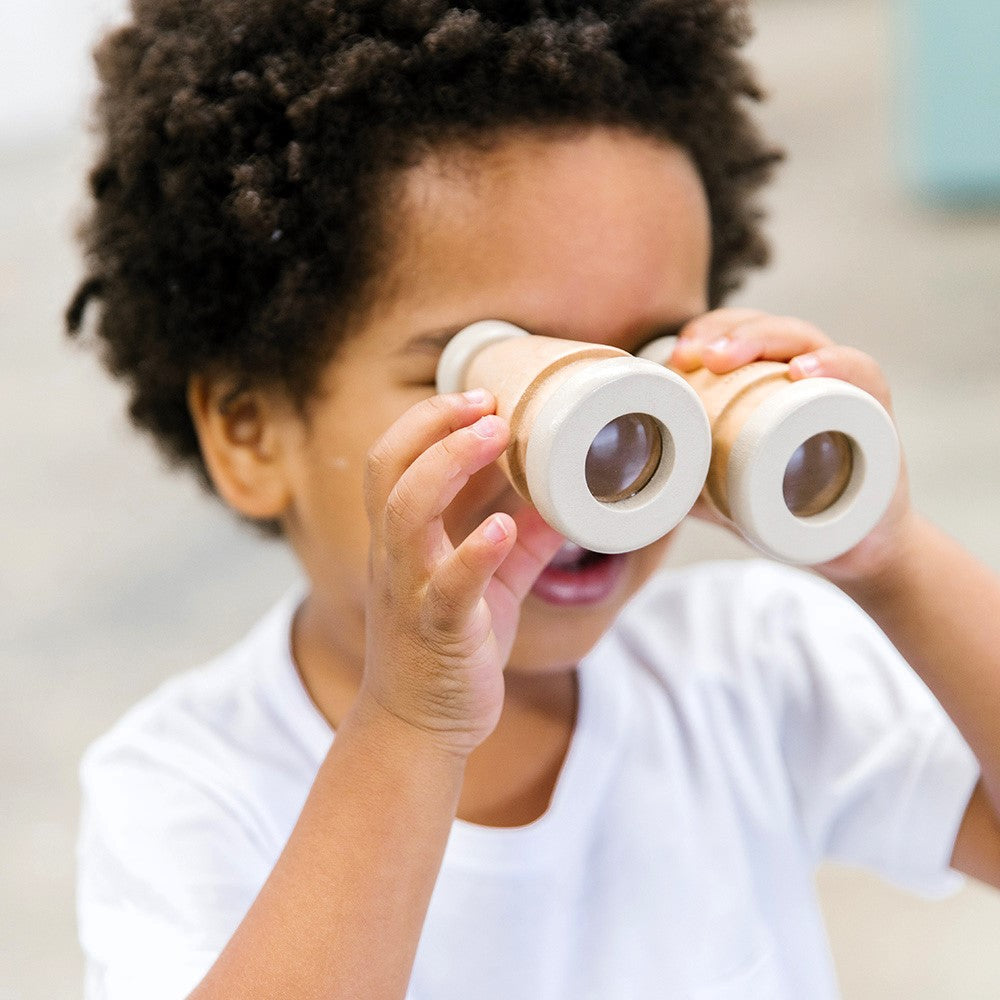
706;336;730;353
669;340;699;369
484;516;509;543
471;415;499;438
795;354;820;376
463;388;488;405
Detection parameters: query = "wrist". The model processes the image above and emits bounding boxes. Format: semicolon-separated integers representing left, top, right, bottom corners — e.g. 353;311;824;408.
833;508;929;608
347;687;476;771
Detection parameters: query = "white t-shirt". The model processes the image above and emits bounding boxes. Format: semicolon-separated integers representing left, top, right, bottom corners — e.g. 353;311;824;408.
77;560;979;1000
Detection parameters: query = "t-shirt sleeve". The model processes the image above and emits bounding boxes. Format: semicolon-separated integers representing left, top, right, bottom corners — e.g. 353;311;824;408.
746;562;980;896
78;731;272;1000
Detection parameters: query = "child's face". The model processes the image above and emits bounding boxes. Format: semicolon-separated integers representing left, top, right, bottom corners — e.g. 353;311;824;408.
282;127;711;675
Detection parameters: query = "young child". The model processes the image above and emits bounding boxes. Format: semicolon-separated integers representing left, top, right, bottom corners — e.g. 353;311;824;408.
68;1;1000;997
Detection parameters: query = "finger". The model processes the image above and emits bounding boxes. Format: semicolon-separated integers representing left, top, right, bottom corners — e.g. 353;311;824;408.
424;513;517;633
365;390;495;521
672;309;768;370
699;315;832;374
381;414;510;564
678;308;770;344
490;506;566;604
788;345;894;411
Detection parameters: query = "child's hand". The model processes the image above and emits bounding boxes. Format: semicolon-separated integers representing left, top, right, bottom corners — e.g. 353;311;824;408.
672;309;916;583
359;390;562;758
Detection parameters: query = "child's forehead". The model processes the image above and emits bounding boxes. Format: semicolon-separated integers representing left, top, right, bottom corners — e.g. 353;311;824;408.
388;129;708;283
391;129;704;261
400;127;697;200
340;127;710;363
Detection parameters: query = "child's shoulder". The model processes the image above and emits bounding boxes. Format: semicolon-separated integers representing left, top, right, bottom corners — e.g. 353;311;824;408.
611;555;951;743
80;585;325;815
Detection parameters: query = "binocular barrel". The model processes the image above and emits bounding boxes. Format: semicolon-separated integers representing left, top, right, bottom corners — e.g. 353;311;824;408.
437;321;711;553
437;321;900;564
638;336;900;563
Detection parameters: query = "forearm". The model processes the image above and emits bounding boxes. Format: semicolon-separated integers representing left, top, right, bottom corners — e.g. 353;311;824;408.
190;696;466;1000
835;513;1000;812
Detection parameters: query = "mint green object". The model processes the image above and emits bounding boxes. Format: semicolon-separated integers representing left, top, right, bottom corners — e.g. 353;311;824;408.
897;0;1000;202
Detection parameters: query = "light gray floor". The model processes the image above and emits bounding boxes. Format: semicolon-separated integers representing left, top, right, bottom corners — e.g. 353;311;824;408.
2;1;998;997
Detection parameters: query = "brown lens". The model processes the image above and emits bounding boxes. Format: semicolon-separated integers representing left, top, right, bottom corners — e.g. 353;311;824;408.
782;432;853;517
585;413;663;503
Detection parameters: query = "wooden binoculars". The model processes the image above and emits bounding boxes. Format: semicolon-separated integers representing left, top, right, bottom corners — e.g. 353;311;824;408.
437;321;900;564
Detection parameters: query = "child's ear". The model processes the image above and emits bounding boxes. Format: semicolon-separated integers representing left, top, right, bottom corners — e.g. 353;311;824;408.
187;375;294;522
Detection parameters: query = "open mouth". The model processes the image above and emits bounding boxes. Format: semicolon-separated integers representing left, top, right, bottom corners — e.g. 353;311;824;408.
530;540;627;606
549;541;607;571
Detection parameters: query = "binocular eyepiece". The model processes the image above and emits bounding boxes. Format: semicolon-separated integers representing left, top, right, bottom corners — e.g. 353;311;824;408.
437;321;900;564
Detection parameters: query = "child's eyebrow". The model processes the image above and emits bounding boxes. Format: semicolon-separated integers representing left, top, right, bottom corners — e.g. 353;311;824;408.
397;318;695;357
397;326;466;356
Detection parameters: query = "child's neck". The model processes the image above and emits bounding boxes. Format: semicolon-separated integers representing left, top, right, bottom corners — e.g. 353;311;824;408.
292;595;579;829
458;669;578;828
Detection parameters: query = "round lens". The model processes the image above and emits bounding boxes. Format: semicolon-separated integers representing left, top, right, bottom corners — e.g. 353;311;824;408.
585;413;663;503
783;431;853;517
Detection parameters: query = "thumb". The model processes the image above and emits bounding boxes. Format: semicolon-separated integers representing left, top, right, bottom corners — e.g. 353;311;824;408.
492;507;565;602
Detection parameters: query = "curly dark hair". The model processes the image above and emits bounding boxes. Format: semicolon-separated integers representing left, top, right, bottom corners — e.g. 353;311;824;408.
67;0;781;497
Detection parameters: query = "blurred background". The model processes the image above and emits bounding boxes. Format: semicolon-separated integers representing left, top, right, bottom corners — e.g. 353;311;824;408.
1;0;998;996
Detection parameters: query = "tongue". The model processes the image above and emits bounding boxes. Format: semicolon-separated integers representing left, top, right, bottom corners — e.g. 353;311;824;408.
549;541;589;569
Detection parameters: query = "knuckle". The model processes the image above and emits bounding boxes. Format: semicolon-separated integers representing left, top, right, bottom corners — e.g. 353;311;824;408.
383;479;422;538
739;327;766;351
700;311;764;342
424;548;484;634
422;392;458;423
364;442;390;495
423;577;465;633
713;307;764;327
735;314;779;338
842;345;873;367
433;435;466;474
678;316;706;339
817;344;852;368
682;312;724;339
785;317;829;344
681;311;720;337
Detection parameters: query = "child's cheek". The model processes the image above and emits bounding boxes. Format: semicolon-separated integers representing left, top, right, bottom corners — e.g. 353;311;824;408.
442;463;514;542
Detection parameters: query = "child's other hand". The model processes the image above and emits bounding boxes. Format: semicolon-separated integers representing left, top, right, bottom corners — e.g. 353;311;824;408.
360;390;561;758
672;309;916;583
